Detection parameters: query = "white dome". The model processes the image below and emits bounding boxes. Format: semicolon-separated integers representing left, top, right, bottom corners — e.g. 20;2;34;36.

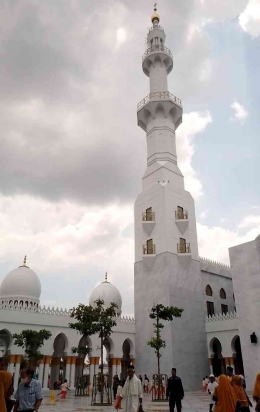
89;280;122;315
0;265;41;304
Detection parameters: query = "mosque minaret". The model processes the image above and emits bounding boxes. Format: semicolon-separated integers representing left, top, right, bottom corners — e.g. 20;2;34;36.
134;6;208;389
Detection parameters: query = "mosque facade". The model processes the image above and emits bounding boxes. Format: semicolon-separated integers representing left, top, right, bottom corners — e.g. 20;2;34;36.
0;7;259;393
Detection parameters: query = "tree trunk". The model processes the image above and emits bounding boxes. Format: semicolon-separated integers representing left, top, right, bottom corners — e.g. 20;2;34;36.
100;330;104;404
157;315;161;400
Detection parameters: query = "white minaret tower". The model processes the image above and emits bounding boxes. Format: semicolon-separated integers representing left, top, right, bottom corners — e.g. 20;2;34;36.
134;6;208;389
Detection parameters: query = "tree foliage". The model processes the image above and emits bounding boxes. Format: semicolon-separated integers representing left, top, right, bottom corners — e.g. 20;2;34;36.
147;304;183;399
13;329;52;366
69;299;118;404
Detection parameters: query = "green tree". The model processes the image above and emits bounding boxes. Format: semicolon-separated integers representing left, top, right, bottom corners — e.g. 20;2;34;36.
13;329;52;369
147;304;183;400
69;299;118;404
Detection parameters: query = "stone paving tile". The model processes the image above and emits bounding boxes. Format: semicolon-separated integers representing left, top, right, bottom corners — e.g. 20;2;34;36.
39;391;255;412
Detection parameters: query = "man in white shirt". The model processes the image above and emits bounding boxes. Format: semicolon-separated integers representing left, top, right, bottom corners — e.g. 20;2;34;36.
121;365;143;412
207;374;218;412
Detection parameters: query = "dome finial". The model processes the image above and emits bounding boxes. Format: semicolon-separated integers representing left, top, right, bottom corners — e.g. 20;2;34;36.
105;272;108;282
23;255;27;266
151;2;160;24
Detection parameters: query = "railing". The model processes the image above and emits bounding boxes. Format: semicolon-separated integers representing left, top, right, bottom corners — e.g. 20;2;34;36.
177;243;191;254
143;44;172;61
148;25;164;33
142;211;155;221
175;210;188;220
137;91;182;111
143;244;156;255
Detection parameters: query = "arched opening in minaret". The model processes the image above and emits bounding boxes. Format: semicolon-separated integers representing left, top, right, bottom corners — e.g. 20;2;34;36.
211;338;224;376
232;335;244;375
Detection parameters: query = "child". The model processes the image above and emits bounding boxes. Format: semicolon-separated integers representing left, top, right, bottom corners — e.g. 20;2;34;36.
114;380;123;410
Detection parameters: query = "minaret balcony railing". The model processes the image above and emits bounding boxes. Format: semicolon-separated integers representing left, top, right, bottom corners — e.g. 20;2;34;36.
148;25;164;33
142;44;172;61
137;91;182;111
143;244;156;255
175;210;188;220
142;211;155;221
177;243;191;254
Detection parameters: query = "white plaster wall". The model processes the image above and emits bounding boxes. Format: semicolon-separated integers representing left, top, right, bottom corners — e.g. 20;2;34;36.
229;237;260;391
0;309;135;360
201;270;235;315
134;254;208;390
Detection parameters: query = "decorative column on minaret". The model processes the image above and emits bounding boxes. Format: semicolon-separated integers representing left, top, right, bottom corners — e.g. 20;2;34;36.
134;5;208;390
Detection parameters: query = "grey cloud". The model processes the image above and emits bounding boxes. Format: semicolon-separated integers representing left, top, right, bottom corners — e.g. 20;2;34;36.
0;0;247;205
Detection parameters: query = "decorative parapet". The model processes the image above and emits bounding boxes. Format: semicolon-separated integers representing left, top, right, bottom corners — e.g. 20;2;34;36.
200;256;230;270
0;302;136;323
205;311;237;323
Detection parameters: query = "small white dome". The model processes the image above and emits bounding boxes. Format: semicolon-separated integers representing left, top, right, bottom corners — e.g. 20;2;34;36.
89;280;122;315
0;264;41;304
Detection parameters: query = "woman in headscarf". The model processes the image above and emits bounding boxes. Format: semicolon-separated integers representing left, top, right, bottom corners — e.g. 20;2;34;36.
231;375;251;412
213;374;238;412
253;373;260;403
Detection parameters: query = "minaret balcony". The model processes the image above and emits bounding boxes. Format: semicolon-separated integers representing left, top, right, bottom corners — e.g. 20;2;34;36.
142;45;172;62
137;91;182;112
177;243;191;254
142;211;155;236
143;244;156;270
175;210;189;234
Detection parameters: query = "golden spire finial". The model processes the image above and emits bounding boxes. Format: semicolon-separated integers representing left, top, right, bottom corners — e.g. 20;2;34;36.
105;272;108;282
23;255;27;266
151;3;160;23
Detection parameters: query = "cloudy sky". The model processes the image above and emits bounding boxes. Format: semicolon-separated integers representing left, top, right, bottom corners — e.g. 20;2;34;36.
0;0;259;315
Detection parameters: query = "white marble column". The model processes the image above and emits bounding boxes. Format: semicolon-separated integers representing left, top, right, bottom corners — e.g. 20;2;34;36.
65;357;71;382
117;360;122;380
13;355;22;390
8;354;15;375
208;358;213;375
38;360;44;387
89;361;95;388
43;356;51;389
70;358;76;388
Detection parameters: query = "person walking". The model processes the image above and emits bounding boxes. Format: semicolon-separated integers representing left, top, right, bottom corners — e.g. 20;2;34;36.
166;368;184;412
231;375;252;412
13;368;43;412
207;374;218;412
113;375;119;400
0;364;13;412
57;379;70;399
115;380;123;410
144;375;149;393
121;365;143;412
0;357;15;412
212;374;238;412
253;373;260;403
226;366;234;381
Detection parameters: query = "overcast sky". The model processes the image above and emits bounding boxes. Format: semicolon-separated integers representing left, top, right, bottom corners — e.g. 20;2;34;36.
0;0;259;315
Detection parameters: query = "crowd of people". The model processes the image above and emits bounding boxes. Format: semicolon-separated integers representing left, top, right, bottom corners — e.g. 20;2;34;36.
2;354;260;412
202;366;260;412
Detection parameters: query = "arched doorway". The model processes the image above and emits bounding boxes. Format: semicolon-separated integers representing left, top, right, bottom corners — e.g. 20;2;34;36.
211;338;224;377
0;329;12;356
232;336;244;375
76;336;92;383
51;333;68;387
121;339;134;381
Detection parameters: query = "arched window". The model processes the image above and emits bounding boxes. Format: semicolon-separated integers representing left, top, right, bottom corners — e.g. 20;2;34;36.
220;288;226;299
206;285;213;296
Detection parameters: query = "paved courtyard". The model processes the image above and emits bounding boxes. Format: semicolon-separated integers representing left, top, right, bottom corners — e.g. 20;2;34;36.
39;391;214;412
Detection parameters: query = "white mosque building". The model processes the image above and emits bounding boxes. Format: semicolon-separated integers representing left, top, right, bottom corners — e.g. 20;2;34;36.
0;6;260;392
